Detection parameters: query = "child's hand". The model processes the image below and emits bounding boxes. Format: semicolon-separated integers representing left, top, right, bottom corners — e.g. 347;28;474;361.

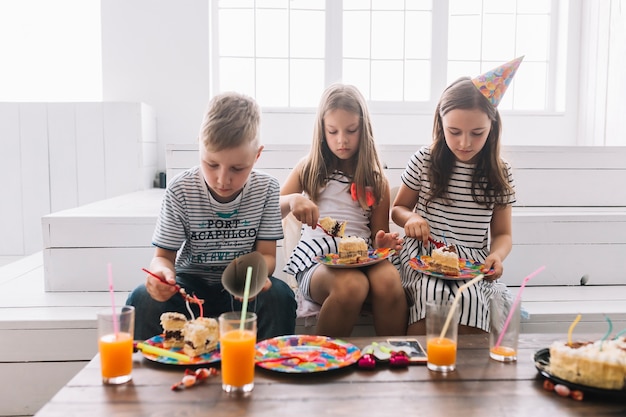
145;269;179;302
290;195;320;228
482;254;503;281
374;230;403;251
403;213;430;246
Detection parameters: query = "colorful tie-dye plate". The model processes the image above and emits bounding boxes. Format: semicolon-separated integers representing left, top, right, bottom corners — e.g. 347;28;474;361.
314;248;395;268
408;255;494;280
255;335;361;373
141;334;221;365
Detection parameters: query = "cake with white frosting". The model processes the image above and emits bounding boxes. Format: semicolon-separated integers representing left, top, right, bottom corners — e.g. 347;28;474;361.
548;337;626;390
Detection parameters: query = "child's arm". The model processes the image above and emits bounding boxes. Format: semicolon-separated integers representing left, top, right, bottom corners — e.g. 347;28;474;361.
483;205;513;280
391;183;430;246
280;159;320;227
146;247;179;301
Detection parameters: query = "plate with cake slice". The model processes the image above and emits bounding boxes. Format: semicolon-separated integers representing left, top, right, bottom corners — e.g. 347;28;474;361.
408;255;494;279
534;347;626;399
141;334;221;365
314;248;395;268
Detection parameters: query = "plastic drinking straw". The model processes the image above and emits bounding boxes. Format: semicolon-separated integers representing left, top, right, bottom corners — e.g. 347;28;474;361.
567;314;582;346
134;342;192;363
494;265;546;348
614;328;626;339
599;315;613;351
107;263;119;337
439;274;484;339
239;266;253;332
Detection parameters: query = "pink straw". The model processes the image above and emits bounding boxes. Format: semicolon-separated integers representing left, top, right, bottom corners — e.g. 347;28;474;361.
494;265;545;348
107;263;119;336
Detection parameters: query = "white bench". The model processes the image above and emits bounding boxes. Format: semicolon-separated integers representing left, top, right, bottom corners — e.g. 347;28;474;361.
40;144;626;325
167;144;626;333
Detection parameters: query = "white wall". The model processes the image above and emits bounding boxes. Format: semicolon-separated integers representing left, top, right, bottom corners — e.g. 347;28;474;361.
101;0;211;171
0;102;156;256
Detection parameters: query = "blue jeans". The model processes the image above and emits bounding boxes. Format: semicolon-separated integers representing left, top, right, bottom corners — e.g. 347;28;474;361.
126;275;296;341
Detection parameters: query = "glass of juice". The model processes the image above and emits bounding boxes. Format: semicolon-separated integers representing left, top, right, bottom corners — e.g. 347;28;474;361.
97;305;135;384
489;296;520;362
426;301;460;372
219;311;257;394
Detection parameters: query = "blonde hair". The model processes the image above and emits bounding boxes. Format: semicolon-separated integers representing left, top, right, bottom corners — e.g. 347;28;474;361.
199;92;260;151
301;83;387;209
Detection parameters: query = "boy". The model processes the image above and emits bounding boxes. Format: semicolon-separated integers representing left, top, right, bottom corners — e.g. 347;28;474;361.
127;92;296;340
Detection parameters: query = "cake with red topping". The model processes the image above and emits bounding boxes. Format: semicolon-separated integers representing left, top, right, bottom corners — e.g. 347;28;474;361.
548;337;626;390
430;245;461;276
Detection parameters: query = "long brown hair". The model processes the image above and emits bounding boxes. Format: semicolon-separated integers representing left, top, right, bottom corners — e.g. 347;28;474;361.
301;84;387;209
429;77;512;207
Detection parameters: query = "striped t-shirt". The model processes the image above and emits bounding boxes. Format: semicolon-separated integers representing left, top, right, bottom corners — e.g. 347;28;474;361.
153;166;283;285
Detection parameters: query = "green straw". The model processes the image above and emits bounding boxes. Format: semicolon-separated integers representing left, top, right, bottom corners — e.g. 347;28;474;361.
239;266;253;332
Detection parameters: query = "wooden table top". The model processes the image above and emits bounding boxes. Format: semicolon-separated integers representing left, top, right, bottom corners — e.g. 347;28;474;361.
34;333;625;417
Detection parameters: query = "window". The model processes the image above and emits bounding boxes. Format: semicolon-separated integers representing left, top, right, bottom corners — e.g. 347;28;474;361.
211;0;570;112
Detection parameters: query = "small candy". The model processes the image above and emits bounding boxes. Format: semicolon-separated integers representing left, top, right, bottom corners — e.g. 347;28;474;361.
182;375;196;387
543;379;555;391
358;354;376;369
569;390;584;401
554;384;571;397
171;367;219;391
389;351;410;368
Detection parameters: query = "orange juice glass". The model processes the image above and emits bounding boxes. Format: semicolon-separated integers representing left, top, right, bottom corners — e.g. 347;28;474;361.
427;337;457;367
426;301;459;372
489;297;520;362
219;312;257;393
97;306;135;384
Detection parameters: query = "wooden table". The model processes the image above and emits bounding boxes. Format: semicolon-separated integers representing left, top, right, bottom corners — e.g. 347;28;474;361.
34;334;625;417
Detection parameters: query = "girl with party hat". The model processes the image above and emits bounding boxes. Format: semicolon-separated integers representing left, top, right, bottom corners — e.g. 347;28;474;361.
392;57;523;335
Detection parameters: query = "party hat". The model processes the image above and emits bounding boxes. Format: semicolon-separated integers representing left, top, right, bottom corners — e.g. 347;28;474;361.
471;56;524;107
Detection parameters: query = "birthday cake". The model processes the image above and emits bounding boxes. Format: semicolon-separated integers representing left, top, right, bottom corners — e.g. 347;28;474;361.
182;317;220;357
548;337;626;390
160;312;187;348
319;216;346;237
338;236;369;264
430;245;461;276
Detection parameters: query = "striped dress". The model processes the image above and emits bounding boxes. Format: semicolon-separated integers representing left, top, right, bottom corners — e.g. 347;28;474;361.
396;146;516;331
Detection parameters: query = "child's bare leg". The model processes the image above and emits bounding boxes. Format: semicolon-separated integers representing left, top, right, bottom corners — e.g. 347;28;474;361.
367;262;408;336
310;268;368;337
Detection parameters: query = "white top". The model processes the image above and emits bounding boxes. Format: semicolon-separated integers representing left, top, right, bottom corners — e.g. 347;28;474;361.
283;171;372;275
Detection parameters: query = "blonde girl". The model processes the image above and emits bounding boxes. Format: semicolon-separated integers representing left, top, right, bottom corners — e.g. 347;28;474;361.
281;83;407;337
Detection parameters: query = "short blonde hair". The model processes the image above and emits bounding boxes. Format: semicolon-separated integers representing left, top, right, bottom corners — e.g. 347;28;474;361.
199;92;260;151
